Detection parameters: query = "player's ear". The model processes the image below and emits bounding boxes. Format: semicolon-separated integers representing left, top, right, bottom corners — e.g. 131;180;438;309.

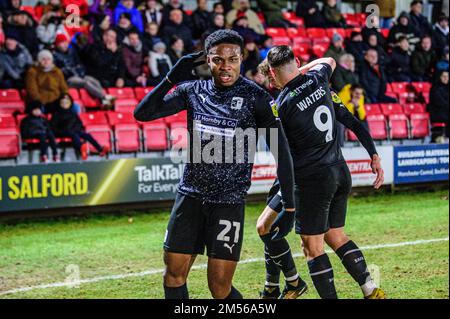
295;57;301;68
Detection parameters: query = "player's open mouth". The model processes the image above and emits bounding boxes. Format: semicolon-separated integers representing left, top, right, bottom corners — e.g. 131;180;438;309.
219;73;233;82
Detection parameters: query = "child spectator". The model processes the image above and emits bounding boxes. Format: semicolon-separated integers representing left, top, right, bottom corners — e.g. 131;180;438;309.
20;101;59;163
149;41;172;85
51;94;109;160
141;0;163;26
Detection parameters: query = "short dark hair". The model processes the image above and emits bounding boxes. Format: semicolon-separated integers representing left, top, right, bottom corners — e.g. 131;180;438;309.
397;35;409;43
204;29;244;54
267;45;295;68
350;84;364;92
411;0;423;7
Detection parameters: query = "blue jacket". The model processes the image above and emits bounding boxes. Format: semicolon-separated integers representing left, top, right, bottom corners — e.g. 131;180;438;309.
113;1;144;32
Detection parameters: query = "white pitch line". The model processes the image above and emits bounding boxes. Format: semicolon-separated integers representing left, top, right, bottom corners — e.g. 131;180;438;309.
0;237;448;296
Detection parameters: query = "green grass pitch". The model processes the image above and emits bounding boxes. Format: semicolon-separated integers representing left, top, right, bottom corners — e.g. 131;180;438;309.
0;189;448;299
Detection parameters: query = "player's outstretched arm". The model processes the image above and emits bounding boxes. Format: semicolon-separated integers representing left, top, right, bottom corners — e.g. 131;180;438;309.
299;57;337;75
334;97;384;189
134;51;205;122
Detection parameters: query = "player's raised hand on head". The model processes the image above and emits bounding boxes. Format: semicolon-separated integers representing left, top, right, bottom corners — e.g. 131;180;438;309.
270;208;295;241
371;154;384;189
166;51;206;85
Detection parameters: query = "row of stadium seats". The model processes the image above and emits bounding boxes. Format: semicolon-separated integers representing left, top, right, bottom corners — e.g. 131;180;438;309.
0;111;188;160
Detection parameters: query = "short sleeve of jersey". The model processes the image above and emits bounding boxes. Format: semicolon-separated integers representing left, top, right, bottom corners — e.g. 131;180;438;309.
255;90;279;128
307;63;333;83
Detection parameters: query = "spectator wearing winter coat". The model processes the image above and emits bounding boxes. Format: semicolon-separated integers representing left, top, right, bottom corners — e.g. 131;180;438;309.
324;33;347;63
345;32;369;68
89;0;114;23
428;70;449;141
53;34;115;108
149;41;172;85
361;14;386;48
25;49;68;114
84;29;126;88
167;35;186;65
331;54;359;95
387;12;421;51
226;0;265;35
142;21;162;53
366;33;389;67
388;36;414;82
161;9;193;52
192;0;212;40
409;0;433;37
374;0;396;29
296;0;326;28
232;16;261;46
20;101;59;163
4;10;39;57
411;36;437;82
242;36;261;76
202;13;225;40
359;49;397;103
123;31;147;87
114;0;144;32
432;14;449;57
141;0;163;26
114;12;140;45
90;13;112;44
322;0;346;28
256;0;295;28
0;32;33;88
51;93;109;160
161;0;192;28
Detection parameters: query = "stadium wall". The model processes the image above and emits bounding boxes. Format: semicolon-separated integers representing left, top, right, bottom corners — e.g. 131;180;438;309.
0;144;448;213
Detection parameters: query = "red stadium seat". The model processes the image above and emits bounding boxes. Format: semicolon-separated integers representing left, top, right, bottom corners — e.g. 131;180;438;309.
390;82;410;93
170;122;188;149
107;111;136;126
366;114;388;140
287;28;307;38
272;37;291;46
412;82;432;93
142;123;169;151
0;128;21;158
312;44;328;58
114;103;137;113
410;113;430;139
381;28;390;38
397;91;416;104
164;111;187;125
283;12;297;20
380;103;404;116
404;103;426;116
0;115;17;128
79;112;109;126
389;114;409;139
68;88;80;100
385;91;398;100
346;129;358;141
326;28;346;40
80;88;102;108
0;89;22;101
293;44;310;57
306;28;327;38
266;28;287;37
292;37;311;46
134;87;155;100
0;101;26;114
107;87;136;99
421;92;430;104
364;104;382;116
115;123;141;153
313;37;331;45
84;125;113;154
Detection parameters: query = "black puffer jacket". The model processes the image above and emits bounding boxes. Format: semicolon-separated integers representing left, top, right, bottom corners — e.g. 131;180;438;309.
428;77;449;124
51;107;84;136
20;115;52;137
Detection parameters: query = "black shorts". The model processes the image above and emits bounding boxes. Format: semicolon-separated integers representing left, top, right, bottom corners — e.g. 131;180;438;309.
294;162;352;235
164;193;245;262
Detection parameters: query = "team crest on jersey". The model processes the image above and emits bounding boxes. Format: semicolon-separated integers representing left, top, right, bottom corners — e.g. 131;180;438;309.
270;100;279;117
331;92;342;104
231;97;244;110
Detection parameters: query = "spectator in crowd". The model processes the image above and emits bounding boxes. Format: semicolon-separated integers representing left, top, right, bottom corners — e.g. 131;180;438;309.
428;70;449;142
62;0;89;16
20;100;59;163
388;36;414;82
345;84;368;129
324;33;347;63
0;32;33;88
361;14;386;48
36;6;66;48
226;0;265;35
25;49;68;114
53;33;115;108
359;48;397;103
90;13;111;44
123;30;147;87
51;93;109;160
296;0;326;28
4;10;39;57
345;31;368;68
42;0;65;16
331;53;359;97
221;0;233;13
432;14;449;57
192;0;212;40
167;35;185;65
435;46;449;73
84;29;125;88
202;13;225;40
409;0;432;37
89;0;114;23
148;41;172;85
387;12;421;51
366;33;389;66
242;35;261;76
161;9;193;52
142;21;162;52
213;2;225;15
232;16;261;45
411;35;436;82
259;35;273;60
322;0;346;28
375;0;396;29
161;0;191;28
114;12;140;44
256;0;295;28
4;0;23;13
114;0;144;32
141;0;163;26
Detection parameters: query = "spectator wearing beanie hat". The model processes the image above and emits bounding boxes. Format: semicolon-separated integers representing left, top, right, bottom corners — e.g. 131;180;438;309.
149;41;172;85
53;33;115;108
25;49;68;114
0;30;33;89
324;33;347;63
